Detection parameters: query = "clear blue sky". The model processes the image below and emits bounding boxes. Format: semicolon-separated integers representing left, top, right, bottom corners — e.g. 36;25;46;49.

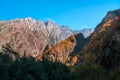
0;0;120;30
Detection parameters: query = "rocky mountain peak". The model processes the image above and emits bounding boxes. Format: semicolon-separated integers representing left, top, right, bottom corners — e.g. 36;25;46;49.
60;25;73;33
9;17;46;32
73;28;94;38
102;9;120;22
80;28;94;38
45;20;58;27
45;20;60;32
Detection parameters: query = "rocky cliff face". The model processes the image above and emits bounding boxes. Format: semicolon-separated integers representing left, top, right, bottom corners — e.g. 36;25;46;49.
60;26;73;41
45;20;61;45
0;17;50;57
45;21;74;45
83;9;120;70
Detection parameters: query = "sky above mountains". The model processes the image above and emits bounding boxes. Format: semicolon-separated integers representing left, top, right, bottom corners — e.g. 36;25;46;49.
0;0;120;30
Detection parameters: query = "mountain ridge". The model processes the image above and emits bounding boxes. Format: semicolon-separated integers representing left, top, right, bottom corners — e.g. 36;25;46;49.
0;18;93;58
0;18;94;38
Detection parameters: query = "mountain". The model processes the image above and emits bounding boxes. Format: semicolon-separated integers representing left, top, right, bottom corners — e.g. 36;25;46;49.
60;25;73;41
0;17;93;58
37;28;94;66
102;9;120;22
45;21;73;45
37;33;86;65
83;9;120;70
0;17;50;57
2;8;120;69
74;28;94;38
0;8;120;80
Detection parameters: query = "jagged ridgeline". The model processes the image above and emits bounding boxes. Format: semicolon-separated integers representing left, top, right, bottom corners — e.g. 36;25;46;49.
0;17;93;58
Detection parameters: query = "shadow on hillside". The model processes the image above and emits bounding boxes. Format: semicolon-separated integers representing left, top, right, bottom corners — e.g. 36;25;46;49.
70;33;86;56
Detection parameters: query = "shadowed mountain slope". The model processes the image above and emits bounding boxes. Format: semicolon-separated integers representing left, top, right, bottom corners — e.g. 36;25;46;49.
83;9;120;70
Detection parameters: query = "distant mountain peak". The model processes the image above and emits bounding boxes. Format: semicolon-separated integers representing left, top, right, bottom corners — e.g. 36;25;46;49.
73;28;94;38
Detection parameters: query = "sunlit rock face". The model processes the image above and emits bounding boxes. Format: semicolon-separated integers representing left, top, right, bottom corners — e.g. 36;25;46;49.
0;18;50;57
